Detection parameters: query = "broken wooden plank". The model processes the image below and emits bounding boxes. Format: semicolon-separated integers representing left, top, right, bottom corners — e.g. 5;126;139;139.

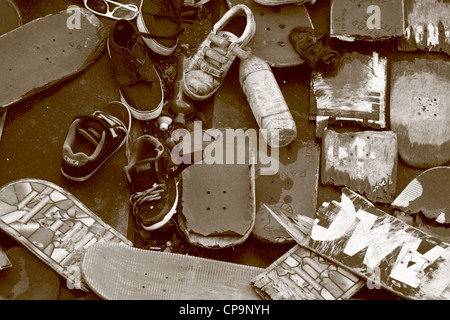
253;140;320;243
390;57;450;169
310;52;387;138
321;130;398;204
398;0;450;57
392;166;449;224
306;188;450;300
330;0;404;41
81;242;263;300
251;244;364;300
0;6;107;109
179;128;256;248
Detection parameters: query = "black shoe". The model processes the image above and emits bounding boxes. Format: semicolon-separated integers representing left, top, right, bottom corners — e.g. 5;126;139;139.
124;135;178;230
108;19;164;120
61;102;131;181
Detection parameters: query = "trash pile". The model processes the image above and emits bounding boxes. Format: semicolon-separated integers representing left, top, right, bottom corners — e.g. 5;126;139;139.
0;0;449;301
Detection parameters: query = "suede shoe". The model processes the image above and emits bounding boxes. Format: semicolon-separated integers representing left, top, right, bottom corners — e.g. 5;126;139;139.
182;4;256;101
136;0;184;56
108;19;164;120
124;135;178;231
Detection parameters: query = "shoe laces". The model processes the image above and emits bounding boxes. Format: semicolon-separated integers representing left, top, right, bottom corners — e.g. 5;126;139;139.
130;182;166;211
199;33;249;78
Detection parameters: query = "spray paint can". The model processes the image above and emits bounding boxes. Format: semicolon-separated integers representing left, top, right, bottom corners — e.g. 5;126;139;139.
239;54;297;148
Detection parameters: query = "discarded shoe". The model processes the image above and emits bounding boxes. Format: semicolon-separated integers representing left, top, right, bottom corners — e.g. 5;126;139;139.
183;4;256;101
137;0;184;56
108;19;164;120
289;26;341;74
124;135;178;231
253;0;315;6
61;102;131;182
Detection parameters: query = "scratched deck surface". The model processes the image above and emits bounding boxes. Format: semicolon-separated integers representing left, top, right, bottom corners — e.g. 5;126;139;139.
330;0;404;41
398;0;450;56
307;188;450;300
0;7;106;109
251;244;364;300
321;130;398;204
310;52;387;138
0;179;132;291
390;57;450;169
81;242;263;300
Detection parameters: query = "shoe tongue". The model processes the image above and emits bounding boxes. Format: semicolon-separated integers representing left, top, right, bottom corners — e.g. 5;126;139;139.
77;120;104;147
130;159;159;192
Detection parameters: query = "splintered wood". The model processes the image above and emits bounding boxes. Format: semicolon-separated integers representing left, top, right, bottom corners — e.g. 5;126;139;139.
321;130;398;204
251;244;364;300
390;58;450;169
399;0;450;56
308;188;450;300
310;52;387;138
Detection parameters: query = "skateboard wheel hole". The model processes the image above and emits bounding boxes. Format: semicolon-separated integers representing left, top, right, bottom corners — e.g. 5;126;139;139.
223;190;226;194
36;46;39;50
206;207;210;211
279;24;286;29
266;27;271;31
165;276;169;279
434;114;437;116
142;285;145;288
144;272;148;275
206;191;210;194
223;206;227;210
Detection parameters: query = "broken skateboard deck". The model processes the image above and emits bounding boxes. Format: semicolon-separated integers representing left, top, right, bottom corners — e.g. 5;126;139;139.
310;52;387;138
271;188;450;300
178;129;256;248
390;58;450;169
81;242;263;300
330;0;404;41
399;0;450;57
321;130;398;204
392;166;450;225
0;179;132;291
226;0;313;67
251;243;364;300
0;246;60;300
253;140;320;243
0;6;107;109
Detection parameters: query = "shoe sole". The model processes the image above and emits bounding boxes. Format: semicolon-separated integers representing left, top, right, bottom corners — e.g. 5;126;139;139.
107;38;164;120
141;182;179;231
136;12;177;56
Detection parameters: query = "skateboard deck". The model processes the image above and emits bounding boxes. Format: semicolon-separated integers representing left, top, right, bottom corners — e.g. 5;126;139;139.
390;58;450;169
392;167;450;225
253;140;320;243
81;242;263;300
0;179;132;291
0;6;107;109
270;188;450;300
178;129;256;248
0;246;60;300
321;130;398;204
330;0;404;42
226;0;313;67
0;246;11;270
310;52;387;138
251;244;364;300
398;0;450;57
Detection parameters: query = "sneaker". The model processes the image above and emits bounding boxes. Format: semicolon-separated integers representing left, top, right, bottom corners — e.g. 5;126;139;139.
136;0;184;56
108;19;164;120
124;135;178;230
182;4;256;101
252;0;315;6
61;102;131;182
